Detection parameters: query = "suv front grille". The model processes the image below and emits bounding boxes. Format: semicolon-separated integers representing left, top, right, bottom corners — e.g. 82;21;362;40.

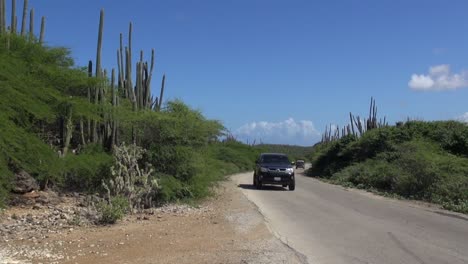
268;168;286;172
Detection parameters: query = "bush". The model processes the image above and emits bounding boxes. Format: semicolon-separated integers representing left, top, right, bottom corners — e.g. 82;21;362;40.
147;145;197;182
156;174;193;203
391;141;440;198
62;150;113;192
97;196;129;224
308;135;357;177
333;159;402;191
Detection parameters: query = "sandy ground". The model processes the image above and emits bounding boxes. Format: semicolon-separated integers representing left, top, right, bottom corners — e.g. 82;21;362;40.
0;176;305;264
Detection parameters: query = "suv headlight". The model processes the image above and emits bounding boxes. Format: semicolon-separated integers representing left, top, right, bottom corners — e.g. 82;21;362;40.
286;168;294;173
260;167;268;172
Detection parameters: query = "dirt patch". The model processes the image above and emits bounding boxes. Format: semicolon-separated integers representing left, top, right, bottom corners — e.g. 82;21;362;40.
0;177;304;264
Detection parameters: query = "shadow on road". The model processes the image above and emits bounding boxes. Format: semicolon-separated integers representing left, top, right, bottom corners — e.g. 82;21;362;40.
237;184;286;191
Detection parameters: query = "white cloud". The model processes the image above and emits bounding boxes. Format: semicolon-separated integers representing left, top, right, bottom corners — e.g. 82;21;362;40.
234;118;320;146
458;112;468;123
408;64;468;91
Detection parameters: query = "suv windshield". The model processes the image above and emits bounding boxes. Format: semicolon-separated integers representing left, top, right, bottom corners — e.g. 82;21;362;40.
262;155;290;164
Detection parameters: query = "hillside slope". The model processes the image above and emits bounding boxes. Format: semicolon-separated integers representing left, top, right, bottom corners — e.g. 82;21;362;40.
0;33;260;210
307;121;468;213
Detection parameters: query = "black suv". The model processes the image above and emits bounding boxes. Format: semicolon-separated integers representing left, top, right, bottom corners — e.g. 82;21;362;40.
253;153;295;191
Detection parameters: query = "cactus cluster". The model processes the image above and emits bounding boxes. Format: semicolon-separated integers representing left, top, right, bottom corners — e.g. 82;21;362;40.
84;9;168;149
0;0;45;43
321;97;388;143
116;21;165;112
103;143;159;211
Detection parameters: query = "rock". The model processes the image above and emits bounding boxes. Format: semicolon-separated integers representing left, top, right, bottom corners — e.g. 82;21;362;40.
12;170;39;194
36;190;63;206
26;214;34;223
60;213;69;220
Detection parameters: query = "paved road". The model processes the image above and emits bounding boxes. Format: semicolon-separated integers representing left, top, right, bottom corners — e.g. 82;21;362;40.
234;170;468;264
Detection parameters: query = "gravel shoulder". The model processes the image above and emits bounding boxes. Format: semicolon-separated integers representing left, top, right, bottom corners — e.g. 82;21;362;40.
0;176;304;264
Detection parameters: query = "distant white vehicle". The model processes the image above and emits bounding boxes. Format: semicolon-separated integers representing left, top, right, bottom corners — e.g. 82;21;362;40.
295;160;305;169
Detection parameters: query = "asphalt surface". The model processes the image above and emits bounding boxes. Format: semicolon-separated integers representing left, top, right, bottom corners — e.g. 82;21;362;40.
235;169;468;264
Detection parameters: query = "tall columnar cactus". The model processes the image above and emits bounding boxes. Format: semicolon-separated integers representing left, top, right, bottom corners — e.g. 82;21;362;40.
20;0;26;36
126;23;135;108
157;74;166;111
10;0;15;33
111;68;117;146
39;16;44;43
135;61;141;108
96;9;104;78
28;7;33;39
0;0;4;34
13;15;16;33
118;33;125;96
349;112;355;136
2;0;6;33
116;34;124;96
367;97;378;130
146;49;155;108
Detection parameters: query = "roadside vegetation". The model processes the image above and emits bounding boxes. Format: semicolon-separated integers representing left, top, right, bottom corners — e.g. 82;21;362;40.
308;103;468;213
0;3;259;223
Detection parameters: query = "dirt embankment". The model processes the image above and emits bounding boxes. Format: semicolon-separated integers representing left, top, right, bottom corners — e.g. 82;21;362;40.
0;177;304;264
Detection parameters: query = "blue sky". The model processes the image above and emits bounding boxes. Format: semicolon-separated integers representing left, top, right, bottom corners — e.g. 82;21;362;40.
17;1;468;145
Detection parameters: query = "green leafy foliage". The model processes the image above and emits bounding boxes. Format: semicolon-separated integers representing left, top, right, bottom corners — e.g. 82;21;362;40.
62;148;113;192
308;121;468;213
97;196;129;224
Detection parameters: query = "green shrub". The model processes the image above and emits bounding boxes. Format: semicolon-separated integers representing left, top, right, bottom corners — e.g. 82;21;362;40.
62;151;113;192
148;145;197;182
333;159;401;191
156;174;193;203
308;135;357;177
391;141;440;198
97;196;129;224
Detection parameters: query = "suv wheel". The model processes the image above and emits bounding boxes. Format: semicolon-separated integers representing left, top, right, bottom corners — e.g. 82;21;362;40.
256;180;262;190
288;182;295;191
